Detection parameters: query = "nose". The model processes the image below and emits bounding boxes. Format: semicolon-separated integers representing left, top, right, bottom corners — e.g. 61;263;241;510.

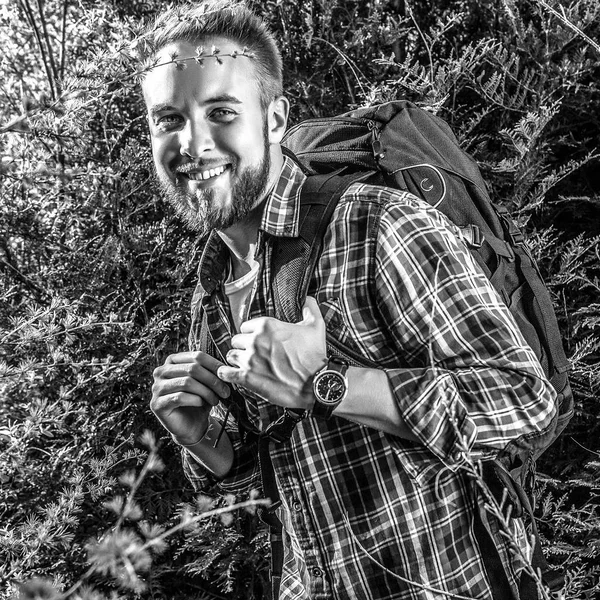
179;119;215;159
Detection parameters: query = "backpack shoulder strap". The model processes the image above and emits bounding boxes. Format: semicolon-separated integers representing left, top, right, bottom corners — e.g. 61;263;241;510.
272;169;374;323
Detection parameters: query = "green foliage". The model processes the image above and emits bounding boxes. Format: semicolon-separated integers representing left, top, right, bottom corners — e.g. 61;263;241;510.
1;0;600;598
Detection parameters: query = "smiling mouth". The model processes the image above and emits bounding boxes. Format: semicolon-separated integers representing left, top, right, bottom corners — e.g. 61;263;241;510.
184;164;228;181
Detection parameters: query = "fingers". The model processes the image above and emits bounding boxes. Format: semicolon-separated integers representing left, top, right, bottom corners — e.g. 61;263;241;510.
152;373;223;407
301;296;323;324
230;333;252;350
217;364;244;385
218;344;256;386
239;316;270;334
224;348;243;368
218;348;251;385
152;352;231;411
238;297;323;333
150;391;210;414
165;351;224;373
154;363;229;396
160;352;229;392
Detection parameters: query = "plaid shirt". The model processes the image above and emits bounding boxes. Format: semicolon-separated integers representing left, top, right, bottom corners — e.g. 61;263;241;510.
183;155;556;599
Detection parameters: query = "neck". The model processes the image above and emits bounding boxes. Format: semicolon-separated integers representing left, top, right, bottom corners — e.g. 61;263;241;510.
217;143;284;280
217;211;261;280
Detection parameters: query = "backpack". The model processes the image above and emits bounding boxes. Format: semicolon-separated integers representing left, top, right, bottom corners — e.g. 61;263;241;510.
272;100;573;597
280;100;573;473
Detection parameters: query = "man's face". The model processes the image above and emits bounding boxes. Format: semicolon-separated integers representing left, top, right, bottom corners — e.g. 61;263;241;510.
142;38;275;236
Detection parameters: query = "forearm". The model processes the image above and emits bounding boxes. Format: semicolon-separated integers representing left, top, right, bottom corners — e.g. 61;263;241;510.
331;366;419;442
329;358;555;467
180;416;234;479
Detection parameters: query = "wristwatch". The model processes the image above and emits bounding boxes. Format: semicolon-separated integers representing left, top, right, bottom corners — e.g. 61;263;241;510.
311;357;349;419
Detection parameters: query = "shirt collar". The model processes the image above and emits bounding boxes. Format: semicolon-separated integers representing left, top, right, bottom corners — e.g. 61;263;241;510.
259;151;306;239
198;151;306;294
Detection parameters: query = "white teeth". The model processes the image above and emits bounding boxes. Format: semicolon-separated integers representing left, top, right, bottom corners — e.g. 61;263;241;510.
187;165;226;181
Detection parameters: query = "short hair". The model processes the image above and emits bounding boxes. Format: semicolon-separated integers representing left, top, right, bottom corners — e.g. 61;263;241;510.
135;0;283;109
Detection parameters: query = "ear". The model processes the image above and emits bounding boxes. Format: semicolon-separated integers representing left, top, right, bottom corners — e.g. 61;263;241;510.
267;96;289;144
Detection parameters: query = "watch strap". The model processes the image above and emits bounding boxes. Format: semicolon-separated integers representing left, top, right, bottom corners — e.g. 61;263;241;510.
311;357;349;420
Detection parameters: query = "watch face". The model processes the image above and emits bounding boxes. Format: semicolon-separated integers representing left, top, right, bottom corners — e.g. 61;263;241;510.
315;372;347;405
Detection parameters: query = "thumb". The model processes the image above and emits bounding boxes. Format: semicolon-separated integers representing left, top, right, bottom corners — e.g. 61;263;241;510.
301;296;323;326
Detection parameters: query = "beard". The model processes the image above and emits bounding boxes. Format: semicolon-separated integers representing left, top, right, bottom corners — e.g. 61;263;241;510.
157;128;271;237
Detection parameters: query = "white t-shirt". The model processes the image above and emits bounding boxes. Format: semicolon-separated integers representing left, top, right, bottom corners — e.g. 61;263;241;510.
223;261;260;332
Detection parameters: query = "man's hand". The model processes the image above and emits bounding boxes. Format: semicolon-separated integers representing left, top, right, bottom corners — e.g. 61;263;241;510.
151;352;231;445
218;296;327;409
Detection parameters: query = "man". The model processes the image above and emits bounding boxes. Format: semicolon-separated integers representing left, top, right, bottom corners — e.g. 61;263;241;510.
142;1;557;598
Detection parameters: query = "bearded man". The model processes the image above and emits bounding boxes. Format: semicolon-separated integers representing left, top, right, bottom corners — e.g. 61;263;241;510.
140;2;557;599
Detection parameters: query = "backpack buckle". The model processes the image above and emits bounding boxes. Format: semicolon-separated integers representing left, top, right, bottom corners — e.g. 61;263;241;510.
495;204;525;245
264;408;306;444
459;224;483;249
509;229;524;245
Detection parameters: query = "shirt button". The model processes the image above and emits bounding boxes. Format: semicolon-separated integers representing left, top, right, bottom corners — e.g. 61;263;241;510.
311;567;323;578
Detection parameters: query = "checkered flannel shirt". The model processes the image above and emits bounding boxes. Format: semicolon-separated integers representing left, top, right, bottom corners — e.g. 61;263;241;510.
182;155;557;599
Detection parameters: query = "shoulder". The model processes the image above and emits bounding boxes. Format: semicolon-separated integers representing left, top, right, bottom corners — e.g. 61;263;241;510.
337;181;463;243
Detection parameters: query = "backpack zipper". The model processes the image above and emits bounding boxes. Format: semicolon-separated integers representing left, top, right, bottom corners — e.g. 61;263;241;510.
366;119;385;160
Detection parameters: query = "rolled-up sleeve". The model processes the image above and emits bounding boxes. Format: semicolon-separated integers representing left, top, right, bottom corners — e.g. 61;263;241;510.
374;196;557;466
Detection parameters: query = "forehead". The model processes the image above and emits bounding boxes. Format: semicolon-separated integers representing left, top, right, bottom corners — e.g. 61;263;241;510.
141;38;261;108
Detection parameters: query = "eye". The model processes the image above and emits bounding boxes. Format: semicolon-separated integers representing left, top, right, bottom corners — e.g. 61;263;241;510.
154;114;183;131
210;108;237;123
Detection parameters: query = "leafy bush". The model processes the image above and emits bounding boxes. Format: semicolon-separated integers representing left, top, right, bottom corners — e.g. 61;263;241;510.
1;0;599;598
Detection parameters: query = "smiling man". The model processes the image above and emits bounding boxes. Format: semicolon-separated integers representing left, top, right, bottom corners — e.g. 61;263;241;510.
139;2;557;599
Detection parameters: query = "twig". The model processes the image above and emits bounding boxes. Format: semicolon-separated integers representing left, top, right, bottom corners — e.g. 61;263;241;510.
18;0;57;100
311;37;371;99
35;0;60;93
534;0;600;56
54;497;269;600
406;1;434;85
1;317;132;345
0;114;29;134
570;436;600;457
141;498;271;552
59;0;69;78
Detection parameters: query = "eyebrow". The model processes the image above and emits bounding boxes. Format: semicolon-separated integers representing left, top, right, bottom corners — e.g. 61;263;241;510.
148;103;179;118
205;94;243;105
149;95;243;118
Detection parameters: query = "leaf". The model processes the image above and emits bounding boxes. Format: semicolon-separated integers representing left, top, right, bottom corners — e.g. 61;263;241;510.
118;470;136;488
123;501;143;521
220;512;234;527
195;494;214;513
138;429;156;451
103;496;125;515
147;454;164;472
